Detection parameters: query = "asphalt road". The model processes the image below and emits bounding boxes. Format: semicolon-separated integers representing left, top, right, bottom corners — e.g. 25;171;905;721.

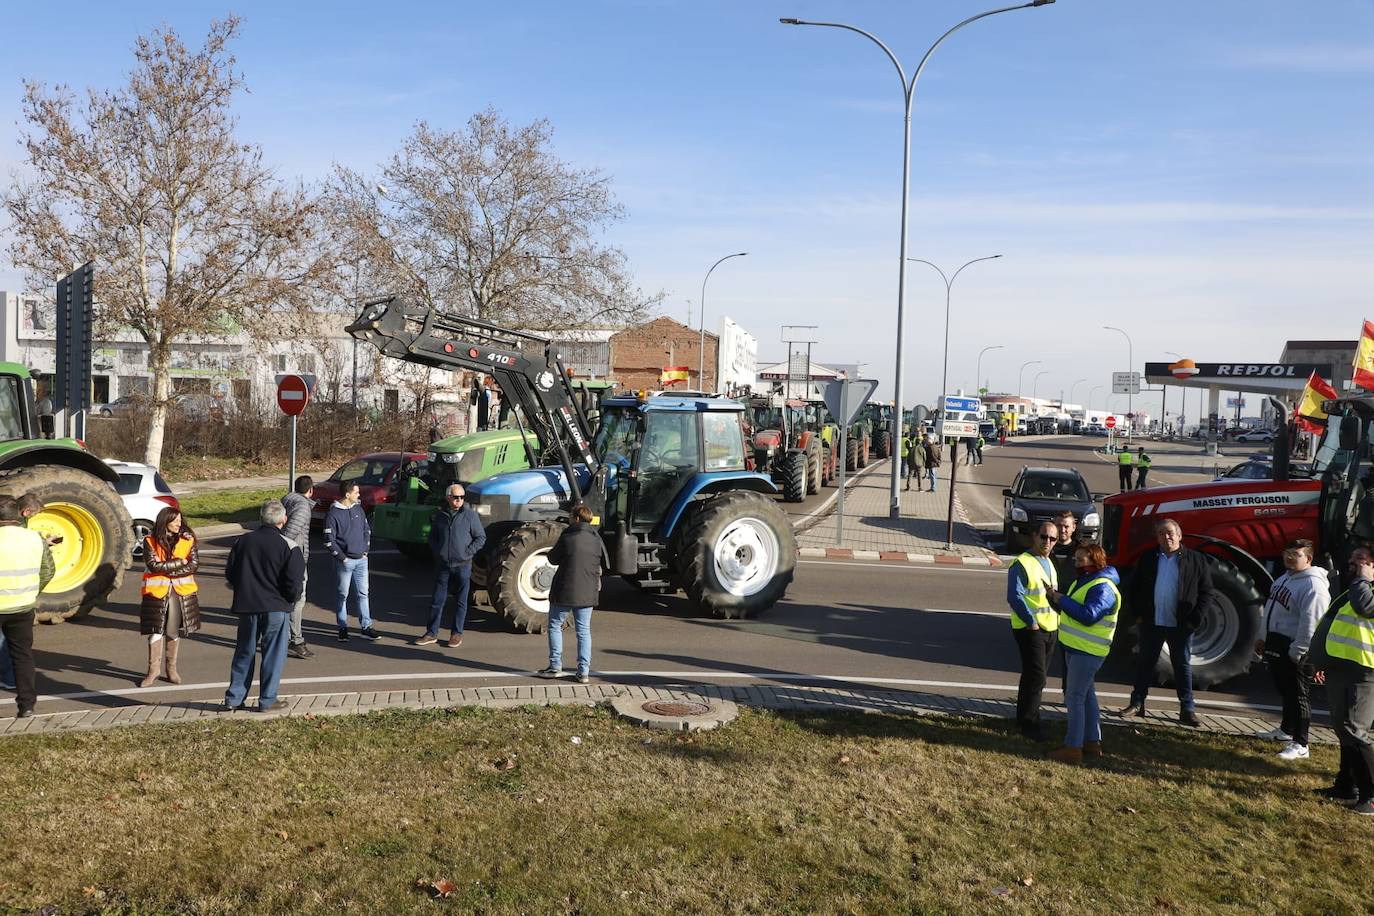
10;436;1286;723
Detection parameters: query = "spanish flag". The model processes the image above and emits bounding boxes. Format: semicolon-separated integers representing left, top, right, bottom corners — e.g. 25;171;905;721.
1354;320;1374;392
659;366;691;386
1297;370;1338;433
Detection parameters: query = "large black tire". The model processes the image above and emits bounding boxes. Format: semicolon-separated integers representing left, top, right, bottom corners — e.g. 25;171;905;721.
675;490;797;619
489;520;566;634
875;430;892;460
781;450;807;503
1166;556;1263;690
857;437;869;469
0;466;133;623
394;539;432;562
845;439;859;472
807;447;821;495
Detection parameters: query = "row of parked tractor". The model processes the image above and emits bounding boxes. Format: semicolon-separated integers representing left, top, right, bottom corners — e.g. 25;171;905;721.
742;394;893;503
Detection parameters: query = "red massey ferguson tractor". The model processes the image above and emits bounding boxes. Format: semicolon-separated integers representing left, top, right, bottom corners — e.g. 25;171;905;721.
1101;398;1368;688
744;394;833;503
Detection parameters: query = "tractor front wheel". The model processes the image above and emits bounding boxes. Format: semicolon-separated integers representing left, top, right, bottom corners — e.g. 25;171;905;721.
675;491;796;619
781;450;807;503
489;520;566;633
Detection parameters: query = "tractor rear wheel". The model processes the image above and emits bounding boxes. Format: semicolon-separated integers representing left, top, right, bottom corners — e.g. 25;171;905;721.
675;491;797;619
846;439;858;472
807;448;821;495
781;450;807;503
489;520;565;633
2;466;133;623
875;430;892;459
1168;556;1263;689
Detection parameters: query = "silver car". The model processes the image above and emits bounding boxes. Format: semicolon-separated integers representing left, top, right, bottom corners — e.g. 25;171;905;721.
104;460;180;561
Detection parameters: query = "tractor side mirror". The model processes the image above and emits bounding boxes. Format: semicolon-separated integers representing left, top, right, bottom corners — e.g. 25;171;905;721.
1340;414;1361;451
1002;488;1014;498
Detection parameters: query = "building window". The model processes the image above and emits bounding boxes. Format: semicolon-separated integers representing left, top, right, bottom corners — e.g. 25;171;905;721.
273;355;287;372
300;354;316;374
384;389;399;414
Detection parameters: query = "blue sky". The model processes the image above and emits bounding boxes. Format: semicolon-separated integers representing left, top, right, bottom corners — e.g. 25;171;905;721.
2;0;1372;412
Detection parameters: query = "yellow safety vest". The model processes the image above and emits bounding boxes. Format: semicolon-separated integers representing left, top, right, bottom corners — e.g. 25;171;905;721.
1326;591;1374;669
1118;451;1133;466
901;436;913;457
1011;553;1059;630
0;525;46;613
141;536;199;598
1058;575;1121;657
1138;454;1151;469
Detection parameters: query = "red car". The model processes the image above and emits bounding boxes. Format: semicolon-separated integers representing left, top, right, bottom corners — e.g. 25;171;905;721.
310;451;426;526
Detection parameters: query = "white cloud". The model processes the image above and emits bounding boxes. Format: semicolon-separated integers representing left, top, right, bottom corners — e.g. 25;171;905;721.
1220;44;1374;73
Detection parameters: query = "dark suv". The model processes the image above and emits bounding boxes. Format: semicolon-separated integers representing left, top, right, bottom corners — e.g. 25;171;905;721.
1002;466;1100;553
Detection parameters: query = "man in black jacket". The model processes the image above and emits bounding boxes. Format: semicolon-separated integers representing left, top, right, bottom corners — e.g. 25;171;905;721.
415;484;486;649
537;503;606;684
1118;518;1215;726
223;500;306;712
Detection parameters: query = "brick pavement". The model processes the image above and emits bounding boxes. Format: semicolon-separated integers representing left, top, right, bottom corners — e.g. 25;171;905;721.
0;679;1335;746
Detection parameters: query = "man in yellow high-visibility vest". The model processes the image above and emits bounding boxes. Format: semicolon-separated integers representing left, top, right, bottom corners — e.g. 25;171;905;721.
1007;519;1061;740
1117;447;1134;491
1309;545;1374;814
0;495;54;718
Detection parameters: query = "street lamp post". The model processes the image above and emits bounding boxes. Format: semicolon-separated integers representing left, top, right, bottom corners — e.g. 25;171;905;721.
698;252;748;390
1017;360;1043;399
1032;370;1049;401
1104;325;1134;441
909;255;1001;417
782;0;1056;520
1089;385;1104;412
976;344;1004;395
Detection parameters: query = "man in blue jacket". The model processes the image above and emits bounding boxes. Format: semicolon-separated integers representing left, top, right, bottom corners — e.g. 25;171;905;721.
323;481;379;642
415;484;486;648
223;500;305;712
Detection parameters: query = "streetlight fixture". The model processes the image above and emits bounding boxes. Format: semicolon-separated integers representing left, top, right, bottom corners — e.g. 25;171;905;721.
698;252;748;390
1032;369;1049;401
976;344;1004;395
1017;359;1043;399
1068;377;1088;407
782;0;1056;520
908;255;1001;420
1103;325;1134;440
1089;384;1104;412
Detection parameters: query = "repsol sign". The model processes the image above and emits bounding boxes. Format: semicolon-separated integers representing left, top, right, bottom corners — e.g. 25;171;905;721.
1143;361;1332;382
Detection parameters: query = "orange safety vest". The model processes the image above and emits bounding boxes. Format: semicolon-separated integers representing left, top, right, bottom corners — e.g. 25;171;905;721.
141;535;198;598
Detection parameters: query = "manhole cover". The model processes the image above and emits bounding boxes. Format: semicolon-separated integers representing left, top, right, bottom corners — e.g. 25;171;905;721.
642;700;712;717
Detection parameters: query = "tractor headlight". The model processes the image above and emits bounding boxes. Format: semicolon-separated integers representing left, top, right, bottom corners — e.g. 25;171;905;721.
1010;506;1028;522
441;451;463;464
474;503;492;516
1083;511;1100;528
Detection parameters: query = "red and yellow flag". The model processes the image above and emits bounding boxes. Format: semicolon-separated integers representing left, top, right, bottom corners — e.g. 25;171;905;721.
1297;370;1338;428
659;366;690;386
1354;320;1374;392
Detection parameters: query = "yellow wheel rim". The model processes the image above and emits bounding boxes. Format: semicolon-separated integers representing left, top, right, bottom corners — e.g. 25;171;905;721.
28;503;105;594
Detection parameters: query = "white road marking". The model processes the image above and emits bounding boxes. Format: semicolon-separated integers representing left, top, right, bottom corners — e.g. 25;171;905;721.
799;559;999;574
2;668;1298;717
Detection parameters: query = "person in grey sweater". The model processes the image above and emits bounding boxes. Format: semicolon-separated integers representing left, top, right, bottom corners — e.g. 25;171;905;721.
281;475;315;659
1255;539;1328;757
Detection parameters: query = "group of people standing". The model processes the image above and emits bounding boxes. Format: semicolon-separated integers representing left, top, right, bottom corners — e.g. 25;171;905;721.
1116;445;1152;490
1007;511;1374;816
900;431;942;493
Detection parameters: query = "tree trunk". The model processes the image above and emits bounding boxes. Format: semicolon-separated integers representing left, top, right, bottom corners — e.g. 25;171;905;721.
143;347;173;467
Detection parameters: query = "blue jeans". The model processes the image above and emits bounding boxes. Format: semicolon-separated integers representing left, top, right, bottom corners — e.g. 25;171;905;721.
225;611;290;710
1064;648;1106;747
548;605;592;675
426;563;471;637
1130;624;1195;711
0;628;14;689
926;466;938;491
334;557;372;630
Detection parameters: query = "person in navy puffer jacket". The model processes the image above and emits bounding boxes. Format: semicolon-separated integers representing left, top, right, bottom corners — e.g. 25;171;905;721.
1047;543;1122;765
413;484;485;648
323;480;378;642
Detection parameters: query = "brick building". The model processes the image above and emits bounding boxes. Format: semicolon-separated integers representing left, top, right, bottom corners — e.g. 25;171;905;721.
609;316;718;391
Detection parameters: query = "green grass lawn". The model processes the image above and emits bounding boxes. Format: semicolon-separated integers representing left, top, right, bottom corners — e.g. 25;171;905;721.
0;705;1366;914
177;487;284;529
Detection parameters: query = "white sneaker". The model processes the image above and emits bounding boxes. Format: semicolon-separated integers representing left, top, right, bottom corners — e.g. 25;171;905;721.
1256;726;1292;742
1277;742;1310;761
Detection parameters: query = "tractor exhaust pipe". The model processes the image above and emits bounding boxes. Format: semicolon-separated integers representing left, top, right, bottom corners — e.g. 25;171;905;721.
1267;396;1290;482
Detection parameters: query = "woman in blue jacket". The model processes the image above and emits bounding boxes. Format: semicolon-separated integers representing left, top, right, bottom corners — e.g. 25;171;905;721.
1047;543;1122;765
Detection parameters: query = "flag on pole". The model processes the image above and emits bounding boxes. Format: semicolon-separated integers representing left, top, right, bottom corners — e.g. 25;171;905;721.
1354;320;1374;391
1297;370;1338;431
659;366;690;386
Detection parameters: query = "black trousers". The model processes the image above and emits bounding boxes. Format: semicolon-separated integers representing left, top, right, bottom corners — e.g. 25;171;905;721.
1264;633;1313;745
0;610;36;712
1118;465;1132;490
1013;626;1057;732
1136;468;1149;489
1326;663;1374;801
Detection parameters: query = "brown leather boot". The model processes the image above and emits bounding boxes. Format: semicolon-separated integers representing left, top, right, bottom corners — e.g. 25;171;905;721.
139;639;163;688
1084;741;1103;758
163;638;182;685
1047;746;1083;766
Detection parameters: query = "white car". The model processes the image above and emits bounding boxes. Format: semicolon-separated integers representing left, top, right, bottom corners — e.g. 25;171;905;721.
1235;429;1276;443
104;460;180;560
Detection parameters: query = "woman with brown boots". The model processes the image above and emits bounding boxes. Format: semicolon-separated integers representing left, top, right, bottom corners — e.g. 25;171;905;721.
139;506;201;687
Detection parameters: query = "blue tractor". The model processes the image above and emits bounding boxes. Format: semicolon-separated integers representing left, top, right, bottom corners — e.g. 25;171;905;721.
348;297;797;632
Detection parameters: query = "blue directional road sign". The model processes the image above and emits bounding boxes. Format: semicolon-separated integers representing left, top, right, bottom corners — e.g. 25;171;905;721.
943;395;981;414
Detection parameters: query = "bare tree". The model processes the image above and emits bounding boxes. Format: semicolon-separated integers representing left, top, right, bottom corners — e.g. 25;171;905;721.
3;17;331;466
328;110;659;330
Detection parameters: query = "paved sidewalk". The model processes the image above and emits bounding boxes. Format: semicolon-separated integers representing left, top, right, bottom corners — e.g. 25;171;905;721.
0;679;1334;746
797;458;994;561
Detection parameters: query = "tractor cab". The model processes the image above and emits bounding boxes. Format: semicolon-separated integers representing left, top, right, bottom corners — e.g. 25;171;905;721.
1314;397;1374;565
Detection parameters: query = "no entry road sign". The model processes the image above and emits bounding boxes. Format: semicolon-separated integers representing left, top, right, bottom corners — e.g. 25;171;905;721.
276;374;310;416
1105;416;1117;429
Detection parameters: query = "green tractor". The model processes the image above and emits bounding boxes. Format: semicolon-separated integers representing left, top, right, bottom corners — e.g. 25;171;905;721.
858;402;894;459
0;363;133;622
372;426;539;560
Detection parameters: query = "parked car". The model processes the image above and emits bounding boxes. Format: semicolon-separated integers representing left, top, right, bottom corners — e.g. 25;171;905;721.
310;451;427;526
1002;466;1100;553
98;394;149;419
1216;458;1314;481
1235;428;1276;443
104;460;179;561
978;421;997;439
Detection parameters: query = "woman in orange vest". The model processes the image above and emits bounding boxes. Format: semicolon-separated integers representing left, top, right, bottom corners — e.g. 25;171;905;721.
139;506;201;687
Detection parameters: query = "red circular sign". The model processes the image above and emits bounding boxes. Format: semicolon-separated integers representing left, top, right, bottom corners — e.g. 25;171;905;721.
1104;416;1117;429
276;374;310;416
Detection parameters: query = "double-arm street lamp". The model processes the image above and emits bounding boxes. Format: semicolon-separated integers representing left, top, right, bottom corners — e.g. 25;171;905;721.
698;252;748;390
1089;384;1104;412
908;255;1001;419
782;0;1056;520
1103;324;1134;440
976;345;1004;394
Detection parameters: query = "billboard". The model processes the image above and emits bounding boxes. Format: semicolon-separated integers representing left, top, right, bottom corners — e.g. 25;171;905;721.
717;316;757;393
